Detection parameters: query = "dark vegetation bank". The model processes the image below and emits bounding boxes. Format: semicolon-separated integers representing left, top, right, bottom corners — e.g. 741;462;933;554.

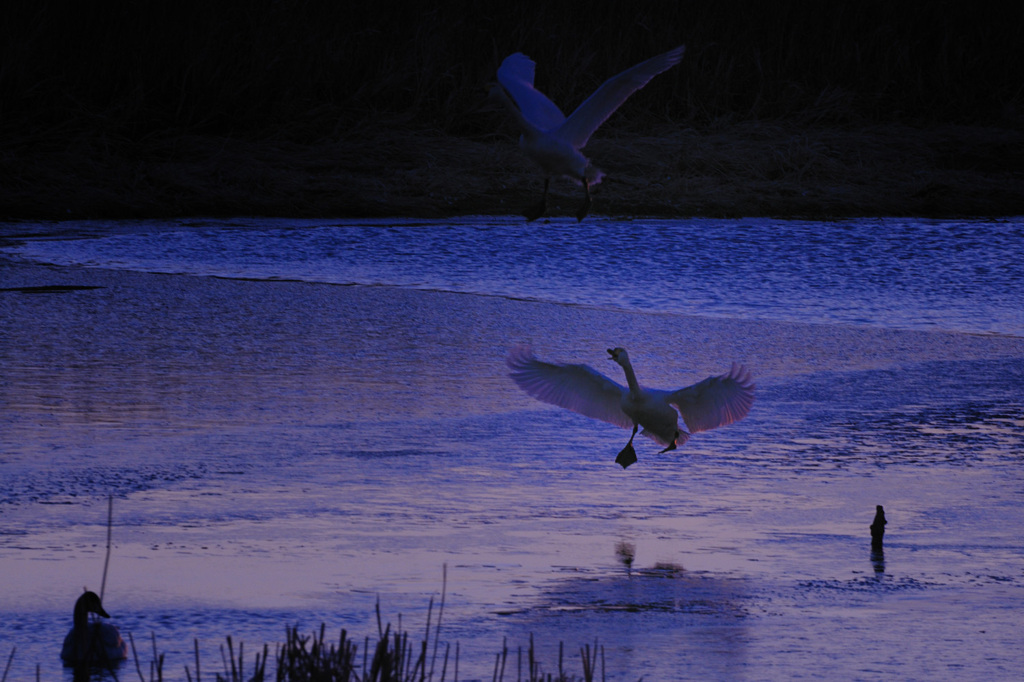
2;0;1023;220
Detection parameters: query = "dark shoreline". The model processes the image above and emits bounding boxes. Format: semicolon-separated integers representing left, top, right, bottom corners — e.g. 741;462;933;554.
3;121;1023;222
6;2;1023;222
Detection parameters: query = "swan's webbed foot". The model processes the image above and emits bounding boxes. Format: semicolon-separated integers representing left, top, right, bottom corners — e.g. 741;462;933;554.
524;178;549;221
576;178;592;222
658;432;680;454
616;423;639;468
615;442;637;468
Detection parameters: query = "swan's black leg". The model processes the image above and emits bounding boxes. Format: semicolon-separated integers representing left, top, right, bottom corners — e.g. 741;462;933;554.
576;178;592;222
658;430;680;453
616;423;639;468
524;178;549;221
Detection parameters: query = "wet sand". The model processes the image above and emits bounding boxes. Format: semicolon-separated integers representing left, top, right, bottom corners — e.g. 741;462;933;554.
2;256;1024;679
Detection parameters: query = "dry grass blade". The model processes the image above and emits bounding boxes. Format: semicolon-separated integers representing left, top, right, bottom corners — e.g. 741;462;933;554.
1;648;14;682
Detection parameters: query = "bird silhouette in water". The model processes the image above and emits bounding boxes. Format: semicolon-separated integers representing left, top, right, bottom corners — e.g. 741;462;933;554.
491;46;685;221
508;345;754;467
61;590;128;666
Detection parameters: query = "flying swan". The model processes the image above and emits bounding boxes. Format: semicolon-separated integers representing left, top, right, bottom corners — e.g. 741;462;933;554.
492;46;685;221
507;345;754;468
61;590;129;666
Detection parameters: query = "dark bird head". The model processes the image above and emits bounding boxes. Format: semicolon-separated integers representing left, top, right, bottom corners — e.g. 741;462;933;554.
73;591;110;625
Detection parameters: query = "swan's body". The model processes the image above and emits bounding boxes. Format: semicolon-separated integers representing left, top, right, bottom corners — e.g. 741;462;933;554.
61;591;128;665
493;46;685;221
507;345;754;467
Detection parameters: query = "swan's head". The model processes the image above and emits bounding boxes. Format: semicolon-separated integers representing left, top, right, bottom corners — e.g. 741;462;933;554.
607;347;629;366
73;591;110;621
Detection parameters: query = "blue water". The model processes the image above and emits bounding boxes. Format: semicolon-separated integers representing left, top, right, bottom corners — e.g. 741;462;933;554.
4;216;1023;336
1;216;1023;681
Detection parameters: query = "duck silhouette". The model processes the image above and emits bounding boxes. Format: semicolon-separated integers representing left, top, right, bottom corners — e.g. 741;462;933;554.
60;591;128;665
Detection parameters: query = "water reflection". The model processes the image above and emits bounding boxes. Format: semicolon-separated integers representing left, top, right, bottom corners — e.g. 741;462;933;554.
614;540;635;575
501;555;750;679
871;548;886;575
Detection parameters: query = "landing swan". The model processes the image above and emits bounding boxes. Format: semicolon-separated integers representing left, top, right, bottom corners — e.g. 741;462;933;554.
492;46;685;222
507;345;754;468
60;591;128;665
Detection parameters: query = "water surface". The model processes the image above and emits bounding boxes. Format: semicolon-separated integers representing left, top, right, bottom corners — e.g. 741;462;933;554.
1;217;1023;680
5;216;1023;335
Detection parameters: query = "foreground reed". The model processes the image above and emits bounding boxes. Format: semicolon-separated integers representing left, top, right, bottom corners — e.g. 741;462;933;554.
18;571;608;682
174;626;604;682
143;609;604;682
8;630;607;682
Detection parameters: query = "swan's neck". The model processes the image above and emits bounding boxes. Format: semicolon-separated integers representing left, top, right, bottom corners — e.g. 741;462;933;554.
73;603;91;631
618;357;641;396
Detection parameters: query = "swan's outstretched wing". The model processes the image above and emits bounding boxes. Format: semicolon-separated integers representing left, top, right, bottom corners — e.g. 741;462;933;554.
497;53;567;132
558;45;685;149
507;345;632;429
668;363;754;433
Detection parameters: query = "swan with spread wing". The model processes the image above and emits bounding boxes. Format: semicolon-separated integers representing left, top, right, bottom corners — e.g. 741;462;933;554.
507;345;754;468
492;46;685;221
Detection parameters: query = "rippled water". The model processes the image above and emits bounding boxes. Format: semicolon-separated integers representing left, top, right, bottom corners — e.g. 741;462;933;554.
1;217;1023;680
5;216;1024;335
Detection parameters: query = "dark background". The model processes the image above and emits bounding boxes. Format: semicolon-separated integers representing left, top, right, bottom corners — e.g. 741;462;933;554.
3;0;1023;218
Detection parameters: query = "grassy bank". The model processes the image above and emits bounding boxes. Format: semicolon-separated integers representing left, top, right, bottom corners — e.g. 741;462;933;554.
3;121;1022;220
2;1;1022;219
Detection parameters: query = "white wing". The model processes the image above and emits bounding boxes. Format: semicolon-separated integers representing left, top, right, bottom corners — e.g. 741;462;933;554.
557;45;685;149
497;53;566;132
507;345;632;429
668;363;754;433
